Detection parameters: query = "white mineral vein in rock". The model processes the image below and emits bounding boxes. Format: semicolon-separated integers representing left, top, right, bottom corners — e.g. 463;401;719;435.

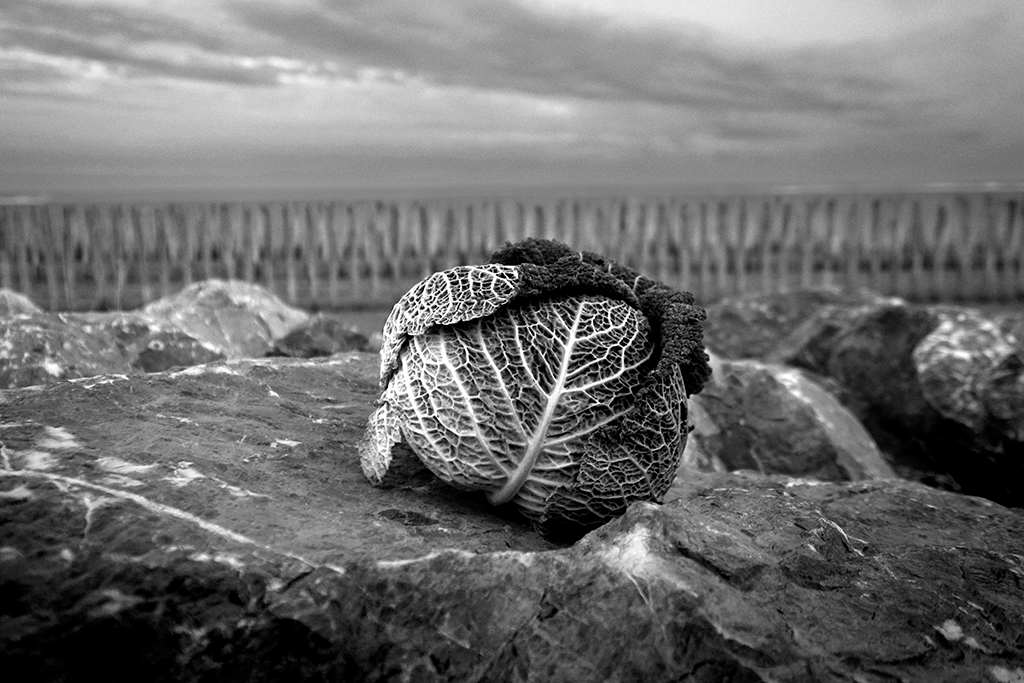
0;468;340;574
70;374;130;388
165;462;205;487
96;456;159;475
41;359;62;377
0;546;25;561
189;551;246;570
170;364;240;378
38;426;81;450
89;589;144;618
599;521;699;598
989;666;1024;683
19;450;56;470
98;474;146;488
0;484;34;500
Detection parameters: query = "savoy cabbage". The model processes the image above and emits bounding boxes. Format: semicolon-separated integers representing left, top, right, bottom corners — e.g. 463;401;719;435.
359;238;710;532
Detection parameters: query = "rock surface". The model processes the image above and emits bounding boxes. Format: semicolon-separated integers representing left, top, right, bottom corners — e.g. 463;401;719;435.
772;301;1024;506
686;358;894;482
3;284;1024;681
142;280;309;359
0;288;43;317
0;312;226;388
0;314;134;389
0;282;313;389
2;355;1022;682
270;313;372;357
84;312;227;373
0;355;550;562
702;288;894;360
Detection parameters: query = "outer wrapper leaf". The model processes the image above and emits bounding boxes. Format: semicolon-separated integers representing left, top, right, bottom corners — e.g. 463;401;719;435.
377;264;522;384
359;399;403;485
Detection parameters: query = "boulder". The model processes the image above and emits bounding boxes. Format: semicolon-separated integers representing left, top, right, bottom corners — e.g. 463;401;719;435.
0;355;553;563
141;280;308;358
787;302;944;466
2;353;1023;683
994;310;1024;344
770;300;1024;506
685;358;894;482
702;288;895;360
0;289;43;317
0;312;226;388
912;309;1024;504
270;313;371;358
0;314;132;389
1;280;308;389
80;312;227;373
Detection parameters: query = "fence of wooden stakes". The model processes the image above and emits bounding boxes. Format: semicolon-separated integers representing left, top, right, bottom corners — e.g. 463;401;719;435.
1;191;1022;311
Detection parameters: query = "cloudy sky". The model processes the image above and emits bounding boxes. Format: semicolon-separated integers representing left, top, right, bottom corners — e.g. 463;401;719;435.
1;0;1023;199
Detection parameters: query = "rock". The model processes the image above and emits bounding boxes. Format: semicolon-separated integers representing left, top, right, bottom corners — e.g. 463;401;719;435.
270;313;371;357
770;301;949;480
792;303;943;453
141;280;309;358
914;310;1022;438
80;312;227;373
912;310;1024;504
994;310;1024;344
0;354;553;563
685;359;894;481
766;303;882;377
0;312;226;388
0;289;42;317
0;314;132;389
4;376;1024;683
770;300;1024;506
703;288;895;360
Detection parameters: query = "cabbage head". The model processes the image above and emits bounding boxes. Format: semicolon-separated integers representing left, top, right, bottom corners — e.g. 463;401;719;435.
359;238;710;532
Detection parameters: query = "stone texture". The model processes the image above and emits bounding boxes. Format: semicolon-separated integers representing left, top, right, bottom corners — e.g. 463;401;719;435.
0;355;553;563
0;289;43;317
83;312;227;373
4;373;1024;683
797;303;944;467
685;358;894;482
995;310;1024;345
702;288;895;360
0;314;133;389
770;300;1024;506
142;280;309;359
3;287;1024;681
270;313;372;358
0;312;226;388
911;309;1024;505
914;310;1023;439
1;280;311;389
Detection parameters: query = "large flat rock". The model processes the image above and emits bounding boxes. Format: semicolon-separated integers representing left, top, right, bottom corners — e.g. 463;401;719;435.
3;354;1024;681
0;354;554;564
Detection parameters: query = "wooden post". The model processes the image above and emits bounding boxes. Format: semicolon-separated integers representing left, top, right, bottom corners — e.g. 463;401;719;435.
0;207;13;293
1008;195;1024;298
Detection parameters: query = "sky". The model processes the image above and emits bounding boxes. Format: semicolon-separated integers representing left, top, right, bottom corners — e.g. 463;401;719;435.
1;0;1023;200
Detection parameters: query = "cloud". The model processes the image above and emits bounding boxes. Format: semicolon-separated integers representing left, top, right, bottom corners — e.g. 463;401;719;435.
0;0;285;89
231;0;903;117
1;0;1021;194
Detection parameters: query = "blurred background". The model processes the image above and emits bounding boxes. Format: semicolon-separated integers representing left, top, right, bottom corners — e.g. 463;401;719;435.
1;0;1022;319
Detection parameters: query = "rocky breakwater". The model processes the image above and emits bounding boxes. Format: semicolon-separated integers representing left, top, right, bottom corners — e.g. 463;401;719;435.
703;289;1024;507
1;280;1023;681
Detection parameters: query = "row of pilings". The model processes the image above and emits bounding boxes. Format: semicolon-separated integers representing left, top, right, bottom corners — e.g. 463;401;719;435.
1;191;1022;311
